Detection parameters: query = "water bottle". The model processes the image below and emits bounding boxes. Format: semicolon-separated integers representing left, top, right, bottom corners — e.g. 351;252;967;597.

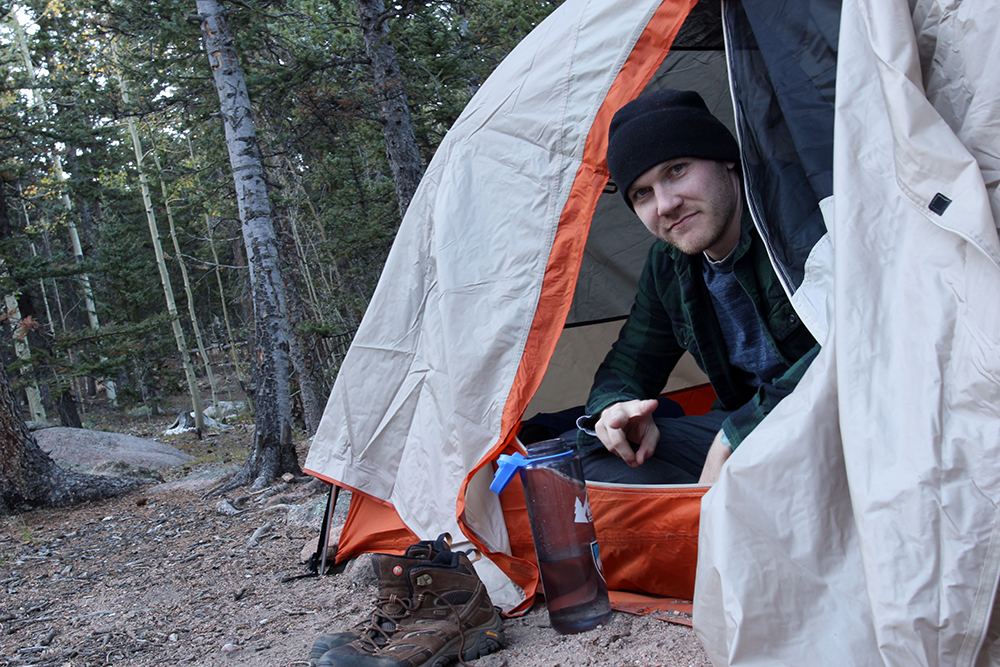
491;438;612;634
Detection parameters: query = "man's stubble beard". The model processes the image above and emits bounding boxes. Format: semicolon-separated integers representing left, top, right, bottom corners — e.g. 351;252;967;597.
657;169;740;257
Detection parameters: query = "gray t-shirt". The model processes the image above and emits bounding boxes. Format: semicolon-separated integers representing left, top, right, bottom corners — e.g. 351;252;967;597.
702;250;785;388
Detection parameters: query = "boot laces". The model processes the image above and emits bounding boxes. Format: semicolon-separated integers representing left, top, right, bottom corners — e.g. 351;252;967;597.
355;590;474;667
352;592;412;649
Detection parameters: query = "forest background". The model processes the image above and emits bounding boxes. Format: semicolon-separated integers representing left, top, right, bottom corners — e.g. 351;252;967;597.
0;0;563;503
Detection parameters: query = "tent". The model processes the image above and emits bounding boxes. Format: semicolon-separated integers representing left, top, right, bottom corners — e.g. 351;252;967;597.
305;0;1000;663
305;0;734;614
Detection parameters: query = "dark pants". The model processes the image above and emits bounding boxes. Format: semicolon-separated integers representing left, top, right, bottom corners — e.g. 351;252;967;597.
573;409;730;484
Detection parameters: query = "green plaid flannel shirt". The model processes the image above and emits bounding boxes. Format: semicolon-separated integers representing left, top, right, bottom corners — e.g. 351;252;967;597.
581;212;819;450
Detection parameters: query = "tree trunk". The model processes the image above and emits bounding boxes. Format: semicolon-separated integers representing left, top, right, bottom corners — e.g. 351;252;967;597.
196;0;300;489
6;182;80;428
273;209;328;433
204;213;247;394
10;11;116;405
17;290;82;428
0;364;141;514
354;0;424;218
118;63;205;433
0;180;45;422
154;152;219;412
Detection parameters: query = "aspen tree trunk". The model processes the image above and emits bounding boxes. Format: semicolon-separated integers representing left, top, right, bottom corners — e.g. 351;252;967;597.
204;213;246;395
9;12;116;405
274;162;322;314
32;227;81;426
126;127;205;431
2;291;45;422
0;184;44;422
187;135;247;396
354;0;424;217
27;222;81;427
28;242;55;335
17;290;81;428
152;152;219;412
195;0;300;488
279;157;351;327
116;51;205;433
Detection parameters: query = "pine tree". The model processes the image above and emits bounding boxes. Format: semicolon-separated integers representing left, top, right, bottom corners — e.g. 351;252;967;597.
0;362;141;513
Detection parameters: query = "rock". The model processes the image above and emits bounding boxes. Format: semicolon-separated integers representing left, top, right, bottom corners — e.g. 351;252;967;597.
34;427;194;473
345;554;378;587
204;401;247;423
90;460;165;482
285;495;329;530
246;522;273;550
281;472;296;483
215;499;244;516
298;525;341;564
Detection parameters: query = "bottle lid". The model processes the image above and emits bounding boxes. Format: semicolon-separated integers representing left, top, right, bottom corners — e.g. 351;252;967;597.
490;453;527;494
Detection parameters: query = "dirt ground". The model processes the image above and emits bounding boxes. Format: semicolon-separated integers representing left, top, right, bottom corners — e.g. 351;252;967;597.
0;406;712;667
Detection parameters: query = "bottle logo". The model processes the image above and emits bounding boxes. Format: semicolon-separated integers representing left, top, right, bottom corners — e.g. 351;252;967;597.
573;496;593;524
590;540;606;581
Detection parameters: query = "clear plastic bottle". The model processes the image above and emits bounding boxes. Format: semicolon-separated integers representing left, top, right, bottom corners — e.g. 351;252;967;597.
491;438;612;634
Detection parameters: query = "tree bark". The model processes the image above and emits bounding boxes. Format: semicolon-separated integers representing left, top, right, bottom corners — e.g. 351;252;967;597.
273;210;328;433
354;0;424;218
196;0;301;489
119;68;205;433
17;291;82;428
0;364;141;514
155;153;219;412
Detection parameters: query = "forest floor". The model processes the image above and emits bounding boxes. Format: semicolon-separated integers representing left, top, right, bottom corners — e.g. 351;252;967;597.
0;399;712;667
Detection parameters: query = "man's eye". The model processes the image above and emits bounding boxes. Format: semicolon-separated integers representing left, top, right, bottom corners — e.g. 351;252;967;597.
632;187;650;200
669;163;686;175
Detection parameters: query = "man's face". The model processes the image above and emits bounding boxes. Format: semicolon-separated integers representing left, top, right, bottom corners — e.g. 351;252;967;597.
627;158;742;261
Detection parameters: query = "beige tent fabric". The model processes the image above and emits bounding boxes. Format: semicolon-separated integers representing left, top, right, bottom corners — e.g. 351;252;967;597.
694;0;1000;665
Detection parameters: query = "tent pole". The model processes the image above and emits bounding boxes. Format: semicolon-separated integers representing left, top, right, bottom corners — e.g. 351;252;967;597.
319;484;340;575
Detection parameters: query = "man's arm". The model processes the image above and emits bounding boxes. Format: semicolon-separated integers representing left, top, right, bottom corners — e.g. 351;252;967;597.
701;346;818;482
721;343;821;449
583;244;688;428
699;430;731;483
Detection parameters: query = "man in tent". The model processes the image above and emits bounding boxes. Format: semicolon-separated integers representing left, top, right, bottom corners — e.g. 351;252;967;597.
575;89;819;485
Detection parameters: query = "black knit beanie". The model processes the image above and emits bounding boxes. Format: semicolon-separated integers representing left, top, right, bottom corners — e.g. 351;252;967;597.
606;89;740;210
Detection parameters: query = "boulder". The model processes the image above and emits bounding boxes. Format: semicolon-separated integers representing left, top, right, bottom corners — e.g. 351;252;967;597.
34;427;194;475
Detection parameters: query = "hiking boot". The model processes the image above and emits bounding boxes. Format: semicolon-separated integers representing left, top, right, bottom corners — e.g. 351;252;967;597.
316;542;505;667
308;534;489;665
